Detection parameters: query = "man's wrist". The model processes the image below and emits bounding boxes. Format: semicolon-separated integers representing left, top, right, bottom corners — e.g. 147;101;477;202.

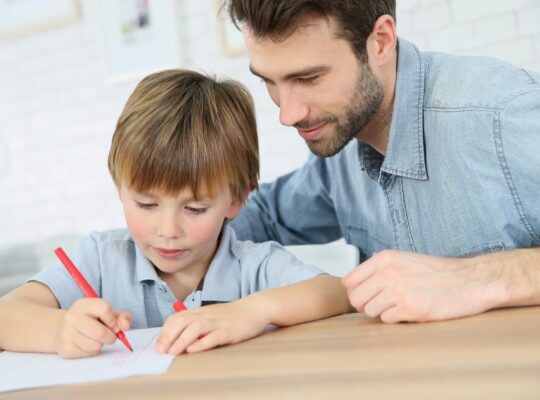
470;248;540;309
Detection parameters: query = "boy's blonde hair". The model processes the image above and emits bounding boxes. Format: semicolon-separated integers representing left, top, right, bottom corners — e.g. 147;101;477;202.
108;69;259;201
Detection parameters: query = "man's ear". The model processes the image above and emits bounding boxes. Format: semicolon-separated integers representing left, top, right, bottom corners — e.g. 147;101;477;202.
366;14;397;67
226;198;244;220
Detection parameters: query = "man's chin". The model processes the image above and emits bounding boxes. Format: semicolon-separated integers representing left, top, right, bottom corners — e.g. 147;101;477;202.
306;137;349;158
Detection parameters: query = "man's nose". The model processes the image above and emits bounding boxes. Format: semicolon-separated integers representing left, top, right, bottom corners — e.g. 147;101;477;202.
278;89;309;127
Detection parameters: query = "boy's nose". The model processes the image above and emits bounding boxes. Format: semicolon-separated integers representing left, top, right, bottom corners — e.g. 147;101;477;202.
157;217;182;239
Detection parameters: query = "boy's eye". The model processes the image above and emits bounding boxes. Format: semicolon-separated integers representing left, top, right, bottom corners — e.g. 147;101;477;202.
186;206;208;215
135;201;157;210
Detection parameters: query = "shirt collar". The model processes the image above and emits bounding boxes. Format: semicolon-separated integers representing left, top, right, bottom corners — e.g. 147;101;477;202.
380;38;428;180
131;222;240;301
134;244;161;283
199;223;241;302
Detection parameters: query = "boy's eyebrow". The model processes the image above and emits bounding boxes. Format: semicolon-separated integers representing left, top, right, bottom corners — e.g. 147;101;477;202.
133;189;158;198
249;64;331;82
135;190;213;203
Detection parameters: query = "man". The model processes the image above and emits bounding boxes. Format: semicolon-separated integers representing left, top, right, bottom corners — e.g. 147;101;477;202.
226;0;540;323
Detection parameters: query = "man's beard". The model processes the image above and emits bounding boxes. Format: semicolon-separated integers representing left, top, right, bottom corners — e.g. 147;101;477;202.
296;62;384;157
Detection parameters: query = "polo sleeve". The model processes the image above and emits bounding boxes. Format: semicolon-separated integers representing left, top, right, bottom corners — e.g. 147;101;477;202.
230;154;342;245
248;242;325;291
28;233;102;309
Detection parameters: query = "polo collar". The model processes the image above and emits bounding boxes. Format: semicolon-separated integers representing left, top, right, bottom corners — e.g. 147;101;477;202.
199;223;241;303
132;223;240;302
134;244;161;283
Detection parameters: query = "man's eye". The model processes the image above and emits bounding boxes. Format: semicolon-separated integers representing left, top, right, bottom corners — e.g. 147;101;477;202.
298;76;318;84
186;206;208;215
260;78;275;86
136;201;156;210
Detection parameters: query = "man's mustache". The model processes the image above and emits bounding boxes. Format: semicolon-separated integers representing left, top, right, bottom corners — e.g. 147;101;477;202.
294;116;338;130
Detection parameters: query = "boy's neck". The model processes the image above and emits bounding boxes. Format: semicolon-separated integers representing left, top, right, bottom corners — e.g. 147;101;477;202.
157;229;224;301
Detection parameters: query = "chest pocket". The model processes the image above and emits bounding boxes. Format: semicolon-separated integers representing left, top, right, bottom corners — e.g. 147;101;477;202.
453;242;506;258
345;225;391;262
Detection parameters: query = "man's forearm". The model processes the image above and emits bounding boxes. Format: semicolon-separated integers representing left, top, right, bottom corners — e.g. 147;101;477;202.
475;247;540;309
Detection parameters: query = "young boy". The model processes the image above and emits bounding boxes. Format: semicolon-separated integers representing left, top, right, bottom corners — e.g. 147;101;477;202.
0;70;351;359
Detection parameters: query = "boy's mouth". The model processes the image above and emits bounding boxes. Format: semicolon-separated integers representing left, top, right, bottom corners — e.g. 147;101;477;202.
153;247;187;259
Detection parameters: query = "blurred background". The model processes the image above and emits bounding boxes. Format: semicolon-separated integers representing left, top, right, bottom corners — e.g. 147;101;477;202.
1;0;540;292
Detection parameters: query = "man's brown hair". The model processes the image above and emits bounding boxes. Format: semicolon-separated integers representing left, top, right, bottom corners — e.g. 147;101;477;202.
108;69;259;201
226;0;395;62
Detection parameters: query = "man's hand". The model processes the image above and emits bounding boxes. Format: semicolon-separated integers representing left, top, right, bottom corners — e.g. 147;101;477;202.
55;298;132;358
156;300;269;355
341;249;509;323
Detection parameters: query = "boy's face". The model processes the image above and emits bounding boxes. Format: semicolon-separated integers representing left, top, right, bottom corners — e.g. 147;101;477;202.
119;183;242;277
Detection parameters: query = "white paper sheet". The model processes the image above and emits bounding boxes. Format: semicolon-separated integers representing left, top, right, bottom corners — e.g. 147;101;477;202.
0;327;174;393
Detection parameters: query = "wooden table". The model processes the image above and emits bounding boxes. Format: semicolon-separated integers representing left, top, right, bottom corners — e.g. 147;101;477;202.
3;306;540;400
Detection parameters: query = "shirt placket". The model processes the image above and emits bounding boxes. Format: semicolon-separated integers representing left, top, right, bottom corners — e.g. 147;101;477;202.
379;172;416;252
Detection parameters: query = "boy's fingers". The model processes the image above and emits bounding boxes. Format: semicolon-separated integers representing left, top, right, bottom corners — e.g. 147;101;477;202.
156;316;189;353
72;298;132;334
72;298;117;329
186;329;227;353
72;330;105;354
169;321;213;355
77;316;117;344
97;306;119;330
115;312;132;331
60;330;105;359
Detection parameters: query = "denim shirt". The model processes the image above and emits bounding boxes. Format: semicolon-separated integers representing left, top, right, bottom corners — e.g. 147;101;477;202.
231;39;540;261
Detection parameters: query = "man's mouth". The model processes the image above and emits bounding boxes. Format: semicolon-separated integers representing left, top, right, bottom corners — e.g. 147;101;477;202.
297;122;328;140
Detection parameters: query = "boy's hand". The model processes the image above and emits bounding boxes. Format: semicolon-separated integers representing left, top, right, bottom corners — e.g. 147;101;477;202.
55;298;132;359
156;300;268;355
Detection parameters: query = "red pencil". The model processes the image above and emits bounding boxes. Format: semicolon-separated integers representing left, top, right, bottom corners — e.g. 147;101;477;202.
173;300;187;312
54;247;133;352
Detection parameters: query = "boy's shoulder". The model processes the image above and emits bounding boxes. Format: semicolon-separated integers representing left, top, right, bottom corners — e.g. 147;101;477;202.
227;225;286;263
81;228;135;254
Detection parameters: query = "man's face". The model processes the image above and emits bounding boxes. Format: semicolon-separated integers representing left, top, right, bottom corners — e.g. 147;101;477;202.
245;17;384;157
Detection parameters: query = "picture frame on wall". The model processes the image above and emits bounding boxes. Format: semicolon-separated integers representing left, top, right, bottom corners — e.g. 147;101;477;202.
0;0;79;40
99;0;182;83
215;0;245;56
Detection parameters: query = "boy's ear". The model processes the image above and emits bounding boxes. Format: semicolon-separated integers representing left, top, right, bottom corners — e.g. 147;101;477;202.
226;198;244;220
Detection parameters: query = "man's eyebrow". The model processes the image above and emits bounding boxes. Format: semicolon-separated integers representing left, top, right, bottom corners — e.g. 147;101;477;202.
249;65;331;82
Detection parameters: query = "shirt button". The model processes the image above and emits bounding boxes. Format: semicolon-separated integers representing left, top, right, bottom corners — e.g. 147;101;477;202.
159;285;166;293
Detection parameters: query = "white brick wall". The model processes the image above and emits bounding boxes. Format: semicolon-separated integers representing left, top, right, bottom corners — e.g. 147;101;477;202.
0;0;539;247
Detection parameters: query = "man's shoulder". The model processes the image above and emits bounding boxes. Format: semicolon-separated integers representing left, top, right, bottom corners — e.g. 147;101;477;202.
421;50;540;108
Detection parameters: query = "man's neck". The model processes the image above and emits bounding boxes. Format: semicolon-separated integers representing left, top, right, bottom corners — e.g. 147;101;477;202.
356;95;394;156
356;55;397;156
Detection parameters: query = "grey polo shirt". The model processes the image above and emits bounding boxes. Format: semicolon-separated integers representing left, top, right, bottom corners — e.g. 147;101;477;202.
30;224;324;329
